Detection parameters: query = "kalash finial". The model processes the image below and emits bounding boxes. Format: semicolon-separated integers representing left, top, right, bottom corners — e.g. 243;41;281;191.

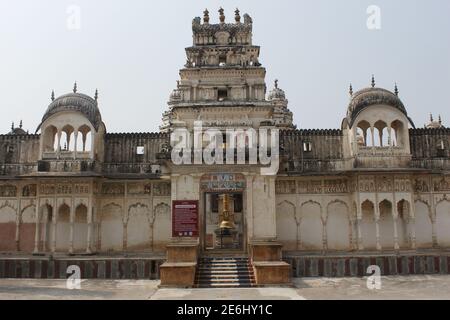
19;120;23;129
219;7;225;23
349;83;353;96
73;81;77;93
235;8;241;23
274;79;279;89
430;113;434;122
94;89;98;101
371;74;376;88
203;9;209;24
439;115;442;125
51;90;55;101
11;122;14;131
394;83;399;96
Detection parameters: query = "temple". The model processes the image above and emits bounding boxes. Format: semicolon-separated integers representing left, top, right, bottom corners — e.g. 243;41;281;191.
1;9;450;286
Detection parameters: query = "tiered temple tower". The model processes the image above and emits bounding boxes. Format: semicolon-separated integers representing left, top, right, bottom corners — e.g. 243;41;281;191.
161;8;293;132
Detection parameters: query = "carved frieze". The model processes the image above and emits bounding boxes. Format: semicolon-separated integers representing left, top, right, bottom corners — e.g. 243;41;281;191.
22;184;37;197
275;180;296;194
323;179;348;193
74;184;89;194
153;183;171;196
433;177;450;192
376;176;393;192
414;178;430;193
127;183;152;195
394;178;411;192
0;185;17;197
101;183;125;195
359;176;376;193
298;181;322;194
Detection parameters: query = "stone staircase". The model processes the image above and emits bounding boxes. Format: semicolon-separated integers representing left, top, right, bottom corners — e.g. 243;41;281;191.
195;256;256;288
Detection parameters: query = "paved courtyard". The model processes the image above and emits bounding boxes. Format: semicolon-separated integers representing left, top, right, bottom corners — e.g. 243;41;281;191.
0;275;450;300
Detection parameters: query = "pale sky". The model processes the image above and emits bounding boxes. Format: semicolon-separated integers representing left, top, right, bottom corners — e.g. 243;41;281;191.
1;0;449;134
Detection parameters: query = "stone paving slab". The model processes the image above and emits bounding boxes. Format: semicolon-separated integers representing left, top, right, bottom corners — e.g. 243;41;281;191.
0;275;450;300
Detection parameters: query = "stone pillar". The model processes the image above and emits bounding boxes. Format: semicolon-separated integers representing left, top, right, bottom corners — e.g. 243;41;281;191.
409;218;417;249
90;132;95;159
393;204;400;250
56;130;62;159
33;205;40;253
393;218;400;250
52;211;57;253
123;223;128;251
430;203;438;247
42;207;48;252
356;203;364;250
69;205;74;254
322;219;328;252
15;203;21;252
370;127;375;148
387;126;392;147
86;206;93;254
73;131;78;159
349;219;355;250
374;202;382;251
245;174;254;242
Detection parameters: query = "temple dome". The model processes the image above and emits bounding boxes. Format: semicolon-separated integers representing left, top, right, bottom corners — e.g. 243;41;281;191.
346;86;413;128
268;80;286;101
37;92;102;132
425;114;444;129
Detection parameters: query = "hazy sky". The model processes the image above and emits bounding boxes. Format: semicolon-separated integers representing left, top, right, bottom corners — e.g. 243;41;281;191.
1;0;449;134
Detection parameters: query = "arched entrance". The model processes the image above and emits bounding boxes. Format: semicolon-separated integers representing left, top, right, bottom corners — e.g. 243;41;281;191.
200;173;246;252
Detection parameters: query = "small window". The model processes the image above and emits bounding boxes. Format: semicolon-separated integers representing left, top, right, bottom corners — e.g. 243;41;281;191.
437;140;445;150
303;142;312;152
218;89;228;101
219;55;226;66
136;146;145;155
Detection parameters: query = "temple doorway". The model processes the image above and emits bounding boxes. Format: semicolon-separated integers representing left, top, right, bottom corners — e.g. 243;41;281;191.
203;192;244;252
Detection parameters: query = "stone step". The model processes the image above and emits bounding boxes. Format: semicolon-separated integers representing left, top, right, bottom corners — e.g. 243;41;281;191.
195;256;256;288
197;278;254;283
197;274;254;279
197;270;253;275
198;268;251;272
195;283;257;288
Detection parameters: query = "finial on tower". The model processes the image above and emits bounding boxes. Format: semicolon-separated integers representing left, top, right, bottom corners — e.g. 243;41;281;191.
349;83;353;96
51;90;55;101
430;113;434;122
235;8;241;23
219;7;225;23
203;9;209;23
274;79;279;89
73;81;77;93
371;75;376;88
394;83;399;96
439;115;442;125
11;122;14;131
19;120;22;129
94;89;98;101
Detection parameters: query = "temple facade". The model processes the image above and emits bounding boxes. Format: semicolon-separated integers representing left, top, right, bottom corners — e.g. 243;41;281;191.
1;9;450;282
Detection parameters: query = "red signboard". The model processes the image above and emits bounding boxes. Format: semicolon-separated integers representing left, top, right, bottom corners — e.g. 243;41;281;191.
172;200;199;237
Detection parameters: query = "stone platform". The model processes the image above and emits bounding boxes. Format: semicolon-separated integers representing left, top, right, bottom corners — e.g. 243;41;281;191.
0;255;165;279
284;252;450;277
